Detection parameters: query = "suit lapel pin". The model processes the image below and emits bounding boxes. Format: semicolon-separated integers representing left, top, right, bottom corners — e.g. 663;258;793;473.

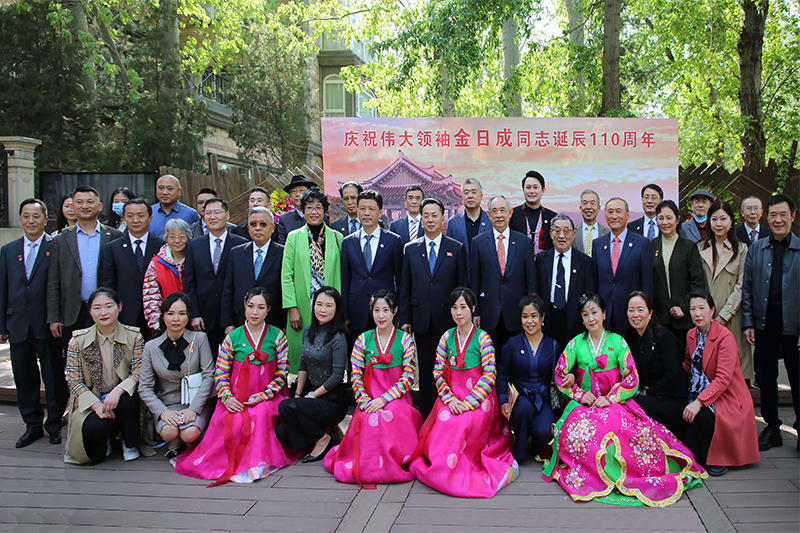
380;244;384;248
629;242;633;247
446;251;453;257
604;245;608;250
46;251;49;256
123;243;128;248
573;269;577;274
654;250;659;256
17;255;21;261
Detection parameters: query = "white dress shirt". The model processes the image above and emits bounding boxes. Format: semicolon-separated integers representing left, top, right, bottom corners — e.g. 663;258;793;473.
609;228;629;262
359;227;382;266
253;240;270;265
129;231;149;250
643;216;659;238
744;223;760;241
208;230;228;258
23;233;45;274
551;248;573;302
424;232;443;258
492;227;510;263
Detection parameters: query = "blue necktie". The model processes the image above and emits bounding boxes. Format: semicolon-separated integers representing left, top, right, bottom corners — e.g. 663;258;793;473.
134;239;145;273
647;220;656;240
554;253;566;310
428;241;437;275
254;249;264;279
364;234;373;271
350;219;358;235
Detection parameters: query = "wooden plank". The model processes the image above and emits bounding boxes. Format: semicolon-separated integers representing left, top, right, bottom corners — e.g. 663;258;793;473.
404;492;689;509
0;526;215;533
273;474;356;490
381;482;413;503
335;485;386;533
684;484;736;532
734;523;800;533
705;478;798;494
363;502;402;533
0;465;249;487
725;507;800;524
245;500;350;518
714;492;800;509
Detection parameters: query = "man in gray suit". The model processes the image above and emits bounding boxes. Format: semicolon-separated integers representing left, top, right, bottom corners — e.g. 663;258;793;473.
189;188;235;239
574;189;610;255
679;189;714;242
47;186;123;352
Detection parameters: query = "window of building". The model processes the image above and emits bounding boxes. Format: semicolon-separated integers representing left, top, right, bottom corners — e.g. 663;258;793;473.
323;74;346;117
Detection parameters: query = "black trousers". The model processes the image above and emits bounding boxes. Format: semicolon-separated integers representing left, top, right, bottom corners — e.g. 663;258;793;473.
635;394;686;439
205;323;224;361
545;304;573;350
60;304;92;356
275;389;347;452
415;322;445;419
509;395;554;463
81;391;141;465
755;306;799;428
11;331;68;435
665;324;689;364
678;406;715;467
486;312;515;357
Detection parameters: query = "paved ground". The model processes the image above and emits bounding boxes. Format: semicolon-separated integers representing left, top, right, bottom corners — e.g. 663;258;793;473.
0;346;798;532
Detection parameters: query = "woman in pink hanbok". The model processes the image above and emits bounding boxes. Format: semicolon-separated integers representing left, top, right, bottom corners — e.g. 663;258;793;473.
408;287;518;498
543;293;707;506
325;290;422;487
175;287;301;485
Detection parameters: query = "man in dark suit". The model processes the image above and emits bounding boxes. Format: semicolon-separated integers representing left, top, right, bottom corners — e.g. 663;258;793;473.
101;198;166;340
509;170;557;255
48;186;123;353
736;195;772;245
184;198;247;356
341;190;403;350
275;175;316;244
628;183;663;240
232;187;270;240
0;199;68;448
189;187;218;239
222;206;284;333
330;181;363;236
470;195;536;353
400;198;468;417
592;197;654;334
679;188;714;242
446;178;492;265
536;214;597;349
389;185;425;244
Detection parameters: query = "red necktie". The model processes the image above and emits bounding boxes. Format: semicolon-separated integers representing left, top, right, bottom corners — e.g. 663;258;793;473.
497;235;506;276
611;236;620;276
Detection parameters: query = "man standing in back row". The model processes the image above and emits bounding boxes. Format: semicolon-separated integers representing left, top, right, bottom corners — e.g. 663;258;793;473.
628;183;663;239
389;185;425;245
446;178;491;265
574;189;610;255
148;175;201;239
509;170;556;255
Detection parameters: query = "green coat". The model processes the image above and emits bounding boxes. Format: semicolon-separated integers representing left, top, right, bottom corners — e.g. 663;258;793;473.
281;225;343;372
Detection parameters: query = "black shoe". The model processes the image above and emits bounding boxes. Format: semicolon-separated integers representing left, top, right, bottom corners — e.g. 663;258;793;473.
758;426;783;451
15;427;44;449
301;437;334;463
706;465;728;477
61;415;67;427
49;431;62;445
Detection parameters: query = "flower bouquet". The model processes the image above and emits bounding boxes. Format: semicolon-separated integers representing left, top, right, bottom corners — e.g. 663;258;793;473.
270;190;293;223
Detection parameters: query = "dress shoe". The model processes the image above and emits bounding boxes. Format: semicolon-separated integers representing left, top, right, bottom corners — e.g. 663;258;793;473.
49;430;62;445
122;444;141;461
15;427;44;449
706;465;728;477
301;436;334;463
758;426;783;451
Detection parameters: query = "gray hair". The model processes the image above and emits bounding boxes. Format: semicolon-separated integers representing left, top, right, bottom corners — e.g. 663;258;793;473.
248;206;275;223
551;213;575;230
488;195;511;210
580;189;600;202
605;197;629;212
740;195;762;211
462;178;483;193
163;218;191;238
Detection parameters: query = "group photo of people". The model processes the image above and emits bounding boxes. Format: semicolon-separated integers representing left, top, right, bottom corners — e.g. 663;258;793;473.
0;170;797;506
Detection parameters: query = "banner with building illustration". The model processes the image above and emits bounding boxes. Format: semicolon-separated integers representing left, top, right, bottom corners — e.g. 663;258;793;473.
321;117;678;224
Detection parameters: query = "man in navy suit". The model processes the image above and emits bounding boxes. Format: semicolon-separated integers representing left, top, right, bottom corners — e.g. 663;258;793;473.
592;198;654;334
101;198;166;340
627;183;663;240
232;187;270;240
389;185;425;244
736;195;772;245
0;199;68;448
536;214;597;348
470;195;536;353
446;178;492;265
222;207;284;333
400;198;468;417
341;190;403;350
184;198;247;356
330;181;363;236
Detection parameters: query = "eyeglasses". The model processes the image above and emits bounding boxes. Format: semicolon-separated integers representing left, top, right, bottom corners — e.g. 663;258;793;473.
249;221;270;228
166;234;189;242
550;228;574;235
304;205;324;213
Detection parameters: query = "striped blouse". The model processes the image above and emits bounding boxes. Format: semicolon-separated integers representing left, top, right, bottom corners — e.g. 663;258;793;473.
351;330;416;411
214;328;290;403
434;329;496;410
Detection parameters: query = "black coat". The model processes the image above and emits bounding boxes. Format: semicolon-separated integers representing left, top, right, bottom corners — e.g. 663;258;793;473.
735;223;772;246
509;204;557;250
651;235;707;330
535;248;597;342
101;233;165;326
625;324;687;402
220;241;284;329
0;235;54;343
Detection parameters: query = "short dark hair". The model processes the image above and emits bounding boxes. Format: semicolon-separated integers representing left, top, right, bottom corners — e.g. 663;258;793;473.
421;197;444;215
765;193;796;216
404;185;424;199
197;188;218;198
357;189;383;209
641;184;664;199
158;292;193;332
250;187;269;198
73;185;100;198
122;197;152;217
299;187;329;212
655;199;682;230
203;198;228;212
369;290;398;314
449;287;476;311
522;170;546;189
19;198;47;217
339;181;363;197
625;290;653;311
244;286;271;309
518;294;546;318
688;289;715;310
87;287;121;307
308;286;345;343
578;292;606;314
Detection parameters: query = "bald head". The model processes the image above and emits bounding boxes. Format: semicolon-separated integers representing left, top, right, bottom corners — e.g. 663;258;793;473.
156;175;182;209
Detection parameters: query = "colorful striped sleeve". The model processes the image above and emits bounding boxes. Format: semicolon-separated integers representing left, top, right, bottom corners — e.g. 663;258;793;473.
378;332;417;405
259;330;289;401
350;334;370;410
463;331;497;410
214;334;235;402
434;331;456;404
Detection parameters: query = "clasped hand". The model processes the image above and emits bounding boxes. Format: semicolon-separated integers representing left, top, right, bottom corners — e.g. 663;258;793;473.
448;399;470;415
91;388;124;419
580;392;610;408
363;398;386;413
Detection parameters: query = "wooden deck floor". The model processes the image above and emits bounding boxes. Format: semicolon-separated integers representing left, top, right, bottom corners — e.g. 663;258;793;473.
0;403;797;533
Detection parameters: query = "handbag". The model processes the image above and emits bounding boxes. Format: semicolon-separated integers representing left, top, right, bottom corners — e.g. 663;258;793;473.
180;333;202;406
549;339;564;413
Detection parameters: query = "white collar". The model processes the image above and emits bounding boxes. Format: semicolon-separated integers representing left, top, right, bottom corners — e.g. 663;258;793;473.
209;230;227;244
254;240;270;254
408;214;421;222
23;233;45;247
129;232;148;247
361;226;381;239
555;247;573;261
492;227;510;240
424;233;443;248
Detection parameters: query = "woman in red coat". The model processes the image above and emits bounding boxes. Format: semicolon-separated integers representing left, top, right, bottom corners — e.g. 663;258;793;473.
682;289;760;476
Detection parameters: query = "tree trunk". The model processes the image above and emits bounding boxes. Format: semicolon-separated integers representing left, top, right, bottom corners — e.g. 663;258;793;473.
738;0;768;174
600;0;621;115
62;0;96;97
502;17;522;117
565;0;585;114
159;0;182;95
440;64;456;117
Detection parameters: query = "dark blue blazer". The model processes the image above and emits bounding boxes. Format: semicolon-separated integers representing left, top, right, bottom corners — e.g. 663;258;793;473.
221;240;284;329
0;235;53;343
341;230;403;331
399;235;468;335
496;333;560;407
470;229;537;331
446;210;492;263
535;248;597;342
389;216;424;245
101;232;165;326
592;231;654;333
184;231;247;328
